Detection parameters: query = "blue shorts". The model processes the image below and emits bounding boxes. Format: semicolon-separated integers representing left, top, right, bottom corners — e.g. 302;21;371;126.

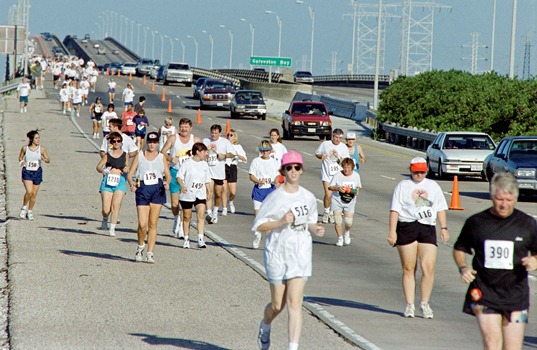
135;181;166;206
99;174;127;193
169;168;181;194
252;184;275;202
19;96;29;103
108;88;115;93
124;101;133;107
22;167;42;185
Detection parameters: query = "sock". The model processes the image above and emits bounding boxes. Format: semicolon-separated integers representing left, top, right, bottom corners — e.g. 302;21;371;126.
324;208;330;213
212;207;218;214
197;234;203;241
261;320;271;332
184;235;189;241
288;343;299;350
110;224;116;230
206;209;211;215
21;205;27;210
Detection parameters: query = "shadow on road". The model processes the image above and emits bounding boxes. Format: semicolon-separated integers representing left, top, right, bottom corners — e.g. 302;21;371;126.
305;296;401;316
524;336;537;348
59;249;132;262
130;332;231;349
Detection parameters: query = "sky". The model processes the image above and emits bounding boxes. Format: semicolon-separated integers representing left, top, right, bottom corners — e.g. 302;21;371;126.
2;0;537;78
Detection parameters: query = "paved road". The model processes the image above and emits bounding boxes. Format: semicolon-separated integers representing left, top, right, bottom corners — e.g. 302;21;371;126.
3;74;536;349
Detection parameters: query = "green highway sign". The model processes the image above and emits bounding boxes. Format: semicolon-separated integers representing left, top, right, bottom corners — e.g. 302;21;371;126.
250;56;292;67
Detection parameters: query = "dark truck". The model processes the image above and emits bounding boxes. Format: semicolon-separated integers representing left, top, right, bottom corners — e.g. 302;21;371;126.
281;100;332;140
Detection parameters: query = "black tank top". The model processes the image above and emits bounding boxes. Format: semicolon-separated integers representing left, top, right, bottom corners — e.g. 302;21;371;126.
106;151;126;170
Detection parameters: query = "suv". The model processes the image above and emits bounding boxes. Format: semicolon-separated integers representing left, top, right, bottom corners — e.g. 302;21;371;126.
229;90;267;120
162;62;193;86
484;136;537;192
281;100;332;140
137;58;160;77
294;71;314;83
199;79;236;109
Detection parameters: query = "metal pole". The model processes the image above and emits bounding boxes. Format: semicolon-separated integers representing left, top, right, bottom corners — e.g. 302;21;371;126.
130;20;134;49
490;0;496;72
509;0;517;79
166;36;174;62
352;0;357;73
160;33;164;64
152;31;157;59
277;16;282;58
309;7;314;73
202;31;214;69
136;23;141;54
144;27;148;57
373;0;382;110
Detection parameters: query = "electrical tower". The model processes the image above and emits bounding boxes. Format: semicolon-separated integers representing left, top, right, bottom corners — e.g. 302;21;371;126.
400;0;451;76
462;32;487;75
522;31;532;80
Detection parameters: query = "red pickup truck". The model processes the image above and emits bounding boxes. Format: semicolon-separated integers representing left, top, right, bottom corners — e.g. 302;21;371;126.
281;100;333;140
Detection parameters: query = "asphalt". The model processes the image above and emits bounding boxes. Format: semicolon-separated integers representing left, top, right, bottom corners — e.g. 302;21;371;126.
0;89;357;349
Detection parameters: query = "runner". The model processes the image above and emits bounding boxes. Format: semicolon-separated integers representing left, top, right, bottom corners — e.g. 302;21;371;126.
79;76;90;105
122;83;135;111
387;157;449;319
18;130;50;220
96;132;129;237
268;128;287;164
89;97;104;139
128;132;171;263
253;150;324;350
121;104;137;139
59;82;69;115
315;128;349;224
158;117;176;152
16;77;31;113
71;80;82;117
107;78;117;104
249;140;280;249
346;132;366;173
101;104;119;139
453;172;537;349
224;129;247;215
177;142;211;249
133;109;150;150
99;119;138;159
327;157;362;246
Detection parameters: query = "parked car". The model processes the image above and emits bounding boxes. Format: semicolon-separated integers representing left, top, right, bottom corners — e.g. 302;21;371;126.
137;58;160;77
84;34;91;40
149;65;159;79
426;131;496;179
120;62;138;75
193;77;210;99
484;136;537;192
198;79;236;109
229;90;267;120
108;61;122;75
293;71;314;83
162;62;193;86
281;100;332;140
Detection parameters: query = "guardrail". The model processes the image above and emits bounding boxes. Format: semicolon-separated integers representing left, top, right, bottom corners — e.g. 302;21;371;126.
217;69;282;83
0;80;20;95
293;91;369;122
191;68;241;86
103;37;140;62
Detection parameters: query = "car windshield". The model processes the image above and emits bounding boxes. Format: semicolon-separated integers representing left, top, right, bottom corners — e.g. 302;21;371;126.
168;63;189;70
124;63;137;67
236;92;263;102
509;140;537;158
443;135;495;150
205;81;233;90
296;72;312;77
291;104;327;115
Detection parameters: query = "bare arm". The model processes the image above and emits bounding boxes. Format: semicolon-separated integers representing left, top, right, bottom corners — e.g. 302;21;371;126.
453;249;476;283
387;210;399;247
40;146;50;164
437;210;449;243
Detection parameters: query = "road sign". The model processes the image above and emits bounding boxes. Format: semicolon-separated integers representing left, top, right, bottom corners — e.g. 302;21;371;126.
250;56;292;68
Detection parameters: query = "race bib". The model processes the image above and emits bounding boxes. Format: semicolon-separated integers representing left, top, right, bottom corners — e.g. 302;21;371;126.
143;171;158;185
484;240;514;270
208;150;217;166
328;161;340;176
342;181;354;189
26;161;39;171
258;176;272;189
178;155;189;166
291;202;309;228
191;181;203;190
106;173;121;187
126;119;134;126
94;106;101;113
415;208;435;225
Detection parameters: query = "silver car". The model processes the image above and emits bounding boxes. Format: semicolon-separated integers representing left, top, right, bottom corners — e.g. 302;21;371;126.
426;131;496;179
229;90;267;120
120;62;138;75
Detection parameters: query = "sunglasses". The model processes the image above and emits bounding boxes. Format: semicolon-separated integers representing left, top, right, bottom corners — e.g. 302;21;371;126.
227;133;234;137
110;139;122;144
285;164;302;172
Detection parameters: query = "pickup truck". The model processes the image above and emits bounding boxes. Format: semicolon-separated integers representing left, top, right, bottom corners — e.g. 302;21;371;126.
162;62;193;87
137;58;160;77
281;100;332;140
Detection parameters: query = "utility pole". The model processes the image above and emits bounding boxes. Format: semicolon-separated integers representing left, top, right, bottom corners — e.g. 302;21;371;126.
462;32;487;75
522;31;532;80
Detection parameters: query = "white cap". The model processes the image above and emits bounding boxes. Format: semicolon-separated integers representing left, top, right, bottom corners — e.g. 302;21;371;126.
346;132;356;139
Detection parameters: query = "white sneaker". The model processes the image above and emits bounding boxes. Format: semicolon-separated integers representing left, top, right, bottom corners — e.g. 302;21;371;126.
109;227;116;237
26;211;34;221
404;303;415;318
336;236;344;247
343;231;351;245
420;301;434;319
63;110;66;115
172;216;180;236
253;231;262;249
19;207;27;219
229;201;235;214
182;238;190;249
322;211;330;224
23;107;27;112
145;252;155;264
221;208;228;216
328;212;335;224
135;245;145;262
176;221;184;239
257;321;271;350
20;108;23;113
77;112;80;117
211;214;218;224
100;217;109;230
197;238;207;248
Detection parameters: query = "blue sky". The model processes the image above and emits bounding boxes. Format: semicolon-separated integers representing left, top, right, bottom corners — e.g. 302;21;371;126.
3;0;537;77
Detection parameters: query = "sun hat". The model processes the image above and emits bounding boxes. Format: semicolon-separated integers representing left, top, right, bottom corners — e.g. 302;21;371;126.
346;132;356;139
281;150;303;167
409;157;428;172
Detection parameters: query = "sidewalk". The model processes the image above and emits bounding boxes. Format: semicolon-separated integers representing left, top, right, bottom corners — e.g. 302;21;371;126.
1;92;354;348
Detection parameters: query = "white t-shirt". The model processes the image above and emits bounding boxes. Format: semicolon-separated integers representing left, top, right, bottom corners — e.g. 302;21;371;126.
107;81;117;90
226;144;247;166
59;88;69;102
100;133;138;154
329;171;362;203
248;157;280;189
72;88;83;104
202;136;236;180
102;111;119;132
122;88;134;103
390;177;448;226
315;140;350;182
159;125;176;152
17;83;31;97
178;158;211;201
269;142;287;165
80;80;90;93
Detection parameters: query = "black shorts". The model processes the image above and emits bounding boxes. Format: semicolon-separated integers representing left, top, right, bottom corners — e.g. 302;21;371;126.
225;164;238;183
92;113;103;121
21;167;43;185
212;178;224;186
395;221;437;246
180;198;206;210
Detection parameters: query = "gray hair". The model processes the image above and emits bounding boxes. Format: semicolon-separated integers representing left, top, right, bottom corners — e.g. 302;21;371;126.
490;172;519;198
333;128;344;136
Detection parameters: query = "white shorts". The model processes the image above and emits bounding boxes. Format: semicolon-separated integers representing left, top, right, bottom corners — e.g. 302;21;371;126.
330;195;356;214
253;200;263;210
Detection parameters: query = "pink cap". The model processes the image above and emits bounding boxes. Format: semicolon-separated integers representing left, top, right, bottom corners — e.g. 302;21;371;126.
281;150;303;167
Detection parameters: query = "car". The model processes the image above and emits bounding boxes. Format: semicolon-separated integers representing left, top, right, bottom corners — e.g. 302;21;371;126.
41;32;53;41
426;131;496;179
149;65;159;79
198;79;236;109
97;47;106;55
120;62;138;75
81;39;88;44
293;71;314;83
281;100;332;140
112;49;120;55
229;90;267;120
484;136;537;192
153;65;166;82
93;43;100;48
108;61;122;74
84;34;91;40
162;62;193;86
193;77;210;99
136;58;160;77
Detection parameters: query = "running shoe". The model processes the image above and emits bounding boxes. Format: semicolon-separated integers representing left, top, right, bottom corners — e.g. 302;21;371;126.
176;221;184;239
221;208;228;216
322;212;330;224
328;212;335;224
257;321;271;350
404;303;415;318
206;214;213;225
109;228;116;237
336;236;344;247
229;201;236;214
253;232;262;249
135;245;145;262
76;112;80;117
172;216;180;236
19;207;27;219
182;238;190;249
100;217;109;230
343;231;351;245
420;302;433;319
24;107;27;113
145;252;155;264
197;238;207;249
211;215;218;224
26;211;34;221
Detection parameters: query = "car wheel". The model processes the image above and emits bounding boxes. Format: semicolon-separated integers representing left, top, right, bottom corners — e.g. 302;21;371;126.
230;111;238;119
288;130;294;140
163;81;169;86
261;114;266;121
426;159;435;178
282;125;289;140
325;134;332;141
437;160;446;179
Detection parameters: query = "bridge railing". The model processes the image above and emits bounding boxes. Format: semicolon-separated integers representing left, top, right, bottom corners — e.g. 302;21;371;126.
293;91;369;122
103;37;140;62
313;74;391;83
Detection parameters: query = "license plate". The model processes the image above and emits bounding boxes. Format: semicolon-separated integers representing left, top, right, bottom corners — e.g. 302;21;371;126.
308;128;315;133
519;183;532;188
217;103;223;107
471;164;482;171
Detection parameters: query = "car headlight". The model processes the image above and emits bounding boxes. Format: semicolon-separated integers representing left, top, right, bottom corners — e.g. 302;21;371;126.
237;105;245;109
292;121;303;126
320;121;331;127
514;168;536;178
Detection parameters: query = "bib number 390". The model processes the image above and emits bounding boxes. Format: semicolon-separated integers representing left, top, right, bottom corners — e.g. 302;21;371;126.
484;240;514;270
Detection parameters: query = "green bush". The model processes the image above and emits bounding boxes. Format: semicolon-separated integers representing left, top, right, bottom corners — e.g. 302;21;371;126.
377;70;537;140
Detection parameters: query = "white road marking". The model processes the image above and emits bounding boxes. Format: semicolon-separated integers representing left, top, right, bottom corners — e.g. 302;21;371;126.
380;175;395;180
303;151;314;157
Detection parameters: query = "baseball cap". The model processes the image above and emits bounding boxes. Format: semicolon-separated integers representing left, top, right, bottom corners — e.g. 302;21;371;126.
346;132;356;139
281;150;303;167
409;157;428;172
146;132;159;142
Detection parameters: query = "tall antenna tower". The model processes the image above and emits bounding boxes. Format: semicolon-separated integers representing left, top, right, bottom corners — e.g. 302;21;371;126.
462;32;487;74
400;0;451;76
522;31;532;79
